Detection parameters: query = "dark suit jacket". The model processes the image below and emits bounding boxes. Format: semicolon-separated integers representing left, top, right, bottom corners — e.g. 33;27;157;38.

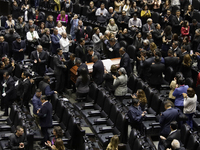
53;54;66;76
51;33;61;54
2;76;16;100
5;32;19;53
12;40;26;61
30;50;48;76
159;108;179;137
37;101;52;128
87;51;101;63
0;41;9;57
164;56;179;71
17;78;31;103
46;21;55;33
41;34;51;50
173;47;182;57
24;24;38;33
77;63;88;76
107;42;120;59
75;44;87;63
75;26;85;42
92;60;104;85
149;62;165;85
162;130;181;148
120;53;132;76
172;16;183;27
153;29;163;47
33;13;44;23
117;15;129;24
142;23;155;37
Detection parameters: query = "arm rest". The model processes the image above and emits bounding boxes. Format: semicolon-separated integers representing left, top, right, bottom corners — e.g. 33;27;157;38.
145;114;156;120
94;118;107;124
81;103;94;109
88;110;101;116
160;85;170;89
99;126;113;133
149;122;160;129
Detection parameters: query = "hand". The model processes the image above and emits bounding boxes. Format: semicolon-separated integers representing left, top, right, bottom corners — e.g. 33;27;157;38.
182;93;187;98
100;13;103;15
30;79;34;84
37;109;40;114
166;148;172;150
109;48;113;52
195;52;200;56
45;141;51;147
2;93;6;97
131;94;136;98
112;75;117;79
38;59;41;62
160;135;166;140
54;91;57;94
141;111;146;116
92;9;95;12
19;143;24;148
61;58;66;62
64;65;67;68
84;26;86;30
49;41;51;43
34;59;37;63
51;145;56;150
137;57;141;61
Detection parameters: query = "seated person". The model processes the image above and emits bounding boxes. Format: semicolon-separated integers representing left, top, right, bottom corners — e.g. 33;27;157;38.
132;89;147;111
56;10;68;25
127;98;146;131
5;15;15;29
95;3;108;24
10;126;26;149
117;11;129;24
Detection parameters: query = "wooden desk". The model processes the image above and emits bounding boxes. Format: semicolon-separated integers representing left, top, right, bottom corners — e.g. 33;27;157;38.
70;58;121;83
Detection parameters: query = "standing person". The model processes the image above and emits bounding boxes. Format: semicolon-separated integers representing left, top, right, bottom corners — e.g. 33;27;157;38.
128;13;142;36
75;38;87;63
183;88;197;128
70;14;79;40
17;71;31;111
173;77;189;112
37;95;52;147
32;89;42;126
54;48;67;95
0;36;9;58
30;45;48;76
75;20;86;42
51;28;61;54
59;32;72;60
1;72;16;116
92;55;104;85
56;11;68;25
41;28;52;51
119;47;132;76
10;126;26;149
75;68;90;100
92;27;104;52
179;54;192;79
87;1;97;21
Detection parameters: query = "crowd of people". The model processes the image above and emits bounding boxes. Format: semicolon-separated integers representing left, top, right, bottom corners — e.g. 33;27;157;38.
0;0;200;149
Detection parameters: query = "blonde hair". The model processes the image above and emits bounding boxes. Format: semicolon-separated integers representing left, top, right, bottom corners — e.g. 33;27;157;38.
109;18;115;25
60;11;66;21
182;54;192;67
106;135;119;150
137;89;147;105
150;42;157;51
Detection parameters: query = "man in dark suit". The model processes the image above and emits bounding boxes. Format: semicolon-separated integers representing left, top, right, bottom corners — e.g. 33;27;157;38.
1;72;16;116
162;10;173;27
117;11;129;24
119;47;132;76
164;49;179;71
142;18;155;38
12;36;26;62
24;19;38;33
160;121;181;150
159;100;179;138
172;41;181;57
0;36;9;57
106;38;120;58
179;45;189;63
54;48;67;95
127;98;146;131
37;95;52;147
17;71;32;111
75;38;87;63
149;56;167;90
153;24;163;47
30;45;48;76
75;20;86;42
190;19;200;42
92;55;104;85
76;58;88;76
51;28;61;54
87;48;101;63
172;10;183;35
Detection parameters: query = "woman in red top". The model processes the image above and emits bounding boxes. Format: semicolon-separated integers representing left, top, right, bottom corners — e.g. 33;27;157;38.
181;20;190;40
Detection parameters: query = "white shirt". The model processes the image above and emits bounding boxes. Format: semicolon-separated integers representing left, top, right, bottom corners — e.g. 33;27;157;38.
171;0;180;6
128;18;142;30
95;8;108;17
26;31;39;41
184;94;197;114
59;37;70;53
55;26;66;35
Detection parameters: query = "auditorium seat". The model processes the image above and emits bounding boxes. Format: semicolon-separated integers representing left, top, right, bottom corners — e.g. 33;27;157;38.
181;124;191;147
185;134;199;150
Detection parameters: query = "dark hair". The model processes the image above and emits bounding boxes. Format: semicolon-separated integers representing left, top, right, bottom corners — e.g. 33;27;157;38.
132;98;140;105
182;20;188;28
155;56;161;63
80;68;89;84
16;125;23;131
0;61;4;68
174;72;183;80
110;65;117;73
54;138;65;150
155;49;162;57
164;25;172;36
94;27;99;33
181;45;186;50
53;126;63;138
87;47;93;52
143;4;148;10
70;53;75;58
7;15;12;19
9;29;14;34
120;47;126;52
170;121;178;130
187;88;195;98
173;33;178;41
183;36;189;43
56;48;62;54
35;89;41;93
168;49;173;55
164;100;173;108
22;71;29;77
79;38;85;44
177;77;185;85
3;71;9;77
192;19;197;23
43;76;50;83
41;95;47;101
75;58;82;64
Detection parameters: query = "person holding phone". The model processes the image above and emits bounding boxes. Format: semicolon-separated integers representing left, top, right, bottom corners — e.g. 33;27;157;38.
10;126;26;149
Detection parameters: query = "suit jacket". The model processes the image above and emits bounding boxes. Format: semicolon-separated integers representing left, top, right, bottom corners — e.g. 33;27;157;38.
149;62;165;85
75;45;87;63
87;51;101;63
120;53;132;76
24;24;38;33
159;108;179;137
92;60;104;85
142;23;155;37
107;42;120;59
164;56;179;71
33;13;44;23
31;50;48;76
51;33;61;54
4;32;19;52
41;34;51;49
153;29;163;47
12;40;26;61
172;15;183;27
117;15;129;24
77;63;88;76
17;78;31;103
162;130;181;148
53;54;66;76
37;101;52;128
0;41;9;57
173;47;182;57
113;74;128;96
2;76;16;100
75;26;85;42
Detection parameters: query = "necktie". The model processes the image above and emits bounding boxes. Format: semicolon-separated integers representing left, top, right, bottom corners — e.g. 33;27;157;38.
148;25;151;31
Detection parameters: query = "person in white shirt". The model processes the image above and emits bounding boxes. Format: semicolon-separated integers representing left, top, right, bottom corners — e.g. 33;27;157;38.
183;87;197;129
128;13;142;35
92;27;104;52
59;32;72;60
55;21;66;35
95;3;108;24
26;26;39;42
171;0;180;7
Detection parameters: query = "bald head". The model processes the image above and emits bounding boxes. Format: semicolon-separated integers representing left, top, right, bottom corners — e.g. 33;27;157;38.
62;32;67;38
37;45;43;53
